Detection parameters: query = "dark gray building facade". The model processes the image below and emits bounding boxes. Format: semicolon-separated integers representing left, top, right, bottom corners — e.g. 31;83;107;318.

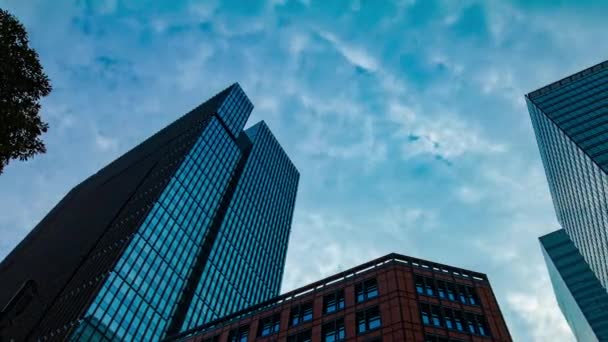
527;60;608;341
0;84;299;341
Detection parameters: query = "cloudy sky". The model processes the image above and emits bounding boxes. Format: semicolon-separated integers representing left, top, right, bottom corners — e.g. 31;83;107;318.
2;0;608;340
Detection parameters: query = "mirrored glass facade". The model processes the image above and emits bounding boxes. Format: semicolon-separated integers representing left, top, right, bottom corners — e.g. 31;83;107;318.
527;60;608;340
71;117;244;341
540;229;608;341
181;122;299;331
0;83;299;341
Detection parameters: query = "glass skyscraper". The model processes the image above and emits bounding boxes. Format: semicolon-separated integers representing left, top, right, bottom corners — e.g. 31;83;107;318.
527;60;608;341
540;229;608;341
0;84;299;341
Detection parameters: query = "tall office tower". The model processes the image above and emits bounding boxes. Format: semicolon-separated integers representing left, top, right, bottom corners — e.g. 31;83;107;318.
527;60;608;341
0;84;299;341
166;253;512;342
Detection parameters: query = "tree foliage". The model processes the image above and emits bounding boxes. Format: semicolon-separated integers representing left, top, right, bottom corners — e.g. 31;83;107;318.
0;8;51;174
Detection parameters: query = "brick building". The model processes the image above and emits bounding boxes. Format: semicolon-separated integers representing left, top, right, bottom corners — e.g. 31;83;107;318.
166;253;511;342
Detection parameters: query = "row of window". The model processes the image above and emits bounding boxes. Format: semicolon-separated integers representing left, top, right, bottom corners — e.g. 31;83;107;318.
414;275;479;306
217;306;381;342
204;274;491;341
288;278;377;329
419;303;490;337
263;278;378;336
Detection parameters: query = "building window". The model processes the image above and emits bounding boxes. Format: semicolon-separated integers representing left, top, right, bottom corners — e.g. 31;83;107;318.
476;315;489;336
420;303;431;325
257;313;281;337
446;283;456;301
289;302;313;326
436;280;448;299
228;325;249;342
416;275;440;297
458;285;468;305
465;286;479;305
465;313;489;336
443;309;454;330
202;336;219;342
323;290;345;314
431;306;442;327
322;318;345;342
415;275;425;294
466;313;476;334
454;311;464;332
426;281;436;296
355;278;379;303
287;330;312;342
356;306;381;334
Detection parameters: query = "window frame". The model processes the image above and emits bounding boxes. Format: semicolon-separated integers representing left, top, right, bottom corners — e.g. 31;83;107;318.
322;318;346;342
257;313;281;337
228;325;249;342
289;301;313;327
355;278;379;303
323;289;346;315
356;306;382;335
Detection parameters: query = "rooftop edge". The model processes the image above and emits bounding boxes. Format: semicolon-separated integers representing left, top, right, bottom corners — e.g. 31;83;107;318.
165;252;489;341
527;59;608;99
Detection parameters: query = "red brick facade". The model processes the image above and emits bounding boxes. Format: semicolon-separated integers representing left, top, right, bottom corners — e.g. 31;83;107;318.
168;254;511;342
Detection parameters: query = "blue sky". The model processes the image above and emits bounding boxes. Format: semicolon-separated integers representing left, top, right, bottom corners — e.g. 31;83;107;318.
1;0;608;340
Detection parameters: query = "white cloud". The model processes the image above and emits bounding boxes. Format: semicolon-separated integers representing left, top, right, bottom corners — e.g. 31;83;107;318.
456;185;484;204
282;210;383;291
298;0;311;7
443;13;459;26
388;103;506;161
283;205;437;293
188;0;219;22
151;19;168;33
91;0;118;15
293;90;387;167
298;115;387;164
396;0;417;8
94;132;119;152
507;276;575;342
318;31;379;72
287;32;310;58
176;45;215;91
378;71;408;96
269;0;287;6
383;206;438;235
255;96;280;115
388;102;416;123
